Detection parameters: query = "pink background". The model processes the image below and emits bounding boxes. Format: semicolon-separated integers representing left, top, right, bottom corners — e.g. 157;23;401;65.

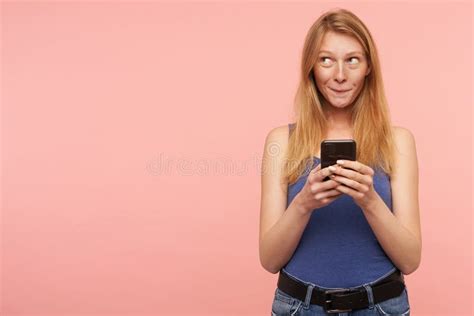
1;1;472;316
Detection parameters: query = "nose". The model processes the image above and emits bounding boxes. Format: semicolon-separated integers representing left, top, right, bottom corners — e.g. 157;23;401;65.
334;61;347;83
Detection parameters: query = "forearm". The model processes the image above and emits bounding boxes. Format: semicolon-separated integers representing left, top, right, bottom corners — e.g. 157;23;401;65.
362;194;421;275
260;198;312;274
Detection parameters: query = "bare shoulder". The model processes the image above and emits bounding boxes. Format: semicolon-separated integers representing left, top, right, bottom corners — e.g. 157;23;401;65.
263;124;291;156
392;125;416;148
265;124;291;143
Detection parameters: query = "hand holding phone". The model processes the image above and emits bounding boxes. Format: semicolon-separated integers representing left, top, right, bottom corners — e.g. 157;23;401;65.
293;163;343;215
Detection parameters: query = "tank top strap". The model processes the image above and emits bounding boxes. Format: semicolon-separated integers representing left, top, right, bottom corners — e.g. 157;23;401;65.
288;123;296;138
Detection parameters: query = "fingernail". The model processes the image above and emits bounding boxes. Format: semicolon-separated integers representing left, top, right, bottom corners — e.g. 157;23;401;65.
336;160;344;165
329;166;336;171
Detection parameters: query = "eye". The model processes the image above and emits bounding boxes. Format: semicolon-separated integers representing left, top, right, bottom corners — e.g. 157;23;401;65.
348;57;360;64
320;57;333;65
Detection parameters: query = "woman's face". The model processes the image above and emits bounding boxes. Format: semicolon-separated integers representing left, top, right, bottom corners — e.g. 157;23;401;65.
313;31;371;110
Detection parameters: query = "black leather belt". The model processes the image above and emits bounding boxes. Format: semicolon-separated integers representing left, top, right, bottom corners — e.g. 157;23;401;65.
277;269;405;314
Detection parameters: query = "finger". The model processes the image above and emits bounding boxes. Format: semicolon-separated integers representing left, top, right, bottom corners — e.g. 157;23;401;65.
310;180;342;195
316;179;341;191
314;189;342;200
331;166;371;186
333;163;375;188
336;160;374;176
313;166;335;183
320;194;342;205
334;183;364;199
331;175;351;187
330;174;366;192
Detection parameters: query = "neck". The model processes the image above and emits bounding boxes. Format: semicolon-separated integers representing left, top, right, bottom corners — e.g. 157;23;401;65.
323;107;353;130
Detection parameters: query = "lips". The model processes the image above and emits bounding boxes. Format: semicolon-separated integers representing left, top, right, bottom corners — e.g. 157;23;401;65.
330;88;351;92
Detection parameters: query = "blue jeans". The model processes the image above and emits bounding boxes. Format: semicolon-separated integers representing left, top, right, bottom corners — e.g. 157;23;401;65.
270;279;410;316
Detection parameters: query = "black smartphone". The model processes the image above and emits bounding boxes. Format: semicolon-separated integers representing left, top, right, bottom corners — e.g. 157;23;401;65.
320;139;356;181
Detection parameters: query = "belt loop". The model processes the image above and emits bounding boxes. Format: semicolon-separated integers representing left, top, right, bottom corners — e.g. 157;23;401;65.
363;284;375;310
303;284;315;308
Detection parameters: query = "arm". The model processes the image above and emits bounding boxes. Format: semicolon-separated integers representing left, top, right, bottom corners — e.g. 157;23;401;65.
258;125;311;274
361;127;422;275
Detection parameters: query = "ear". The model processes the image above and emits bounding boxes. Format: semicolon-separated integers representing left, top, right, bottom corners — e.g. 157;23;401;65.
365;64;371;76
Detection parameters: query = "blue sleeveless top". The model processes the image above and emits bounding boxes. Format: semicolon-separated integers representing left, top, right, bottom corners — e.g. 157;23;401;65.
282;123;397;289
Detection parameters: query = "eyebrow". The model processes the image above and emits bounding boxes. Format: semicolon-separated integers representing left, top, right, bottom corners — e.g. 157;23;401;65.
318;50;364;56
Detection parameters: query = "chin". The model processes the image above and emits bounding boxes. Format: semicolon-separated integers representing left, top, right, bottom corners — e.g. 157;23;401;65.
328;100;352;108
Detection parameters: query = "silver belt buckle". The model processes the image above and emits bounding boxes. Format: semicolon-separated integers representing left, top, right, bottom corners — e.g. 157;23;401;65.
323;288;353;314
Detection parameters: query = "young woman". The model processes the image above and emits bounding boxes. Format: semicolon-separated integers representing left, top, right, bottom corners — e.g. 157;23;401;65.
259;8;421;316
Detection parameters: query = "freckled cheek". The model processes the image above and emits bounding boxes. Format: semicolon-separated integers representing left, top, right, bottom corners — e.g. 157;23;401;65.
314;76;327;91
314;73;333;90
346;73;366;87
315;68;332;79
